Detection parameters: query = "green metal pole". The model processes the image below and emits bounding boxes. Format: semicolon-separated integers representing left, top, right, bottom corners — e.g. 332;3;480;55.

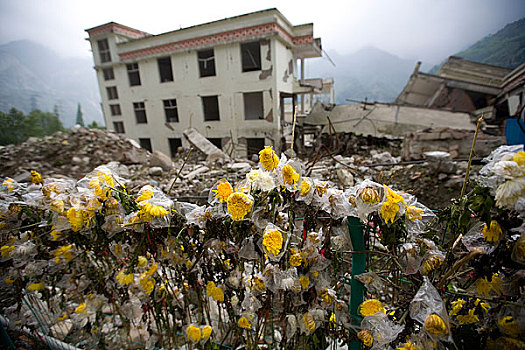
348;216;365;350
0;319;15;350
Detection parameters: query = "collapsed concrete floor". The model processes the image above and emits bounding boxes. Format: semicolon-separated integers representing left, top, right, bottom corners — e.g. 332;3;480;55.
0;127;481;210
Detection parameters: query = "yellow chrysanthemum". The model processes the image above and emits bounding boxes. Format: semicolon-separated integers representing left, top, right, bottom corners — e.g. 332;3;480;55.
299;275;309;290
315;182;329;196
0;245;15;258
57;314;68;322
289;248;302;267
66;207;84;231
202;325;212;341
213;181;233;202
50;230;63;241
380;199;400;224
512;151;525;166
75;302;87;314
360;187;380;204
209;285;224;302
319;289;334;304
238;316;251;329
30;170;43;184
116;270;134;285
282;164;299;186
498;316;521;338
186;325;202;343
422;255;444;275
2;178;16;193
88;175;112;200
139;202;168;217
259;146;279;171
146;264;158;276
206;281;216;296
406;206;424;221
263;229;283;257
449;299;466;316
140;273;155;294
456;308;479;325
482;220;503;243
138;256;148;267
136;186;153;203
476;273;502;297
303;313;316;334
474;298;490;313
5;277;15;284
359;299;385;316
299;179;311;196
226;192;253;221
27;282;44;291
252;276;266;291
397;341;420;350
424;314;448;336
358;329;373;347
384;185;405;204
50;200;65;214
54;244;74;263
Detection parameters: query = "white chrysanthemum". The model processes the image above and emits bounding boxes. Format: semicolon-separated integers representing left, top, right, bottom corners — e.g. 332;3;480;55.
281;277;295;290
246;169;276;192
495;178;525;209
493;160;525;179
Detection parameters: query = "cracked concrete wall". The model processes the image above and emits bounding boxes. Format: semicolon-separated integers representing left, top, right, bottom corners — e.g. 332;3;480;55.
99;37;292;158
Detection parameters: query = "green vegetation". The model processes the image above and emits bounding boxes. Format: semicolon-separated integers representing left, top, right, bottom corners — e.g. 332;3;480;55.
0;108;64;145
429;17;525;73
87;120;106;130
76;103;84;126
456;18;525;69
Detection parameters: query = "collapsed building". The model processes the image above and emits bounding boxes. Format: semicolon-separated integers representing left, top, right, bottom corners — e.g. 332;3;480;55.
85;8;332;158
305;56;524;160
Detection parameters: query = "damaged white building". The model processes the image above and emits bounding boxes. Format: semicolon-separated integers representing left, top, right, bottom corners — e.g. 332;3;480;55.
85;8;331;158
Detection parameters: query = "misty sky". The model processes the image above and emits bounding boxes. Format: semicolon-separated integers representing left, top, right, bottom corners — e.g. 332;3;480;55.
0;0;524;64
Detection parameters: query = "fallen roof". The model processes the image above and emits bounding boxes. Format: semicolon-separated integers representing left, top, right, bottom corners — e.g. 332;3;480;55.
305;102;477;138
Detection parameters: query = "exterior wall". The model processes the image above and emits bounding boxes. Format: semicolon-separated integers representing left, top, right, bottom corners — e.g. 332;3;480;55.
87;10;322;158
99;37;280;157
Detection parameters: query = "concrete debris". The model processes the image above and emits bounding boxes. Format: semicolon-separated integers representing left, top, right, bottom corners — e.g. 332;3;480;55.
184;128;229;162
0;127;150;180
403;127;505;160
228;162;251;172
371;150;396;164
424;151;456;174
336;168;354;188
150;151;173;171
0;127;484;210
148;167;164;176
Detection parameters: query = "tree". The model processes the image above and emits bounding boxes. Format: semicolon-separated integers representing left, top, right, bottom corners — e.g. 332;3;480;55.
0;108;64;146
53;104;60;119
76;103;84;126
0;108;26;145
87;120;106;129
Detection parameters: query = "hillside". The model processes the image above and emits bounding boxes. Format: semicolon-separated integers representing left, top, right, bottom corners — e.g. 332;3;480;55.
428;17;525;73
0;40;103;128
307;47;426;104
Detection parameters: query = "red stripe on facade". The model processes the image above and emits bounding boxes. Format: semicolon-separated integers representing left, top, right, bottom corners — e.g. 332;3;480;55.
87;23;148;39
118;23;313;61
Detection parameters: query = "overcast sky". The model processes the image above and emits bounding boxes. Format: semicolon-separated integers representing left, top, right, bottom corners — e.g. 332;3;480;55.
0;0;524;64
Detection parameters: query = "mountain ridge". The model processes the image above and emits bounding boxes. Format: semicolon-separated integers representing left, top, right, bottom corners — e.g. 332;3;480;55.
0;40;102;128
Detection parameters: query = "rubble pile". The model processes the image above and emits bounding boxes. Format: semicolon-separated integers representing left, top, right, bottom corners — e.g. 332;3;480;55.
0;127;479;209
0;126;150;180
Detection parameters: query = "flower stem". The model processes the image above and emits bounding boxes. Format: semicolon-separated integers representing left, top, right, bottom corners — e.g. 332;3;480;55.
460;117;483;198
